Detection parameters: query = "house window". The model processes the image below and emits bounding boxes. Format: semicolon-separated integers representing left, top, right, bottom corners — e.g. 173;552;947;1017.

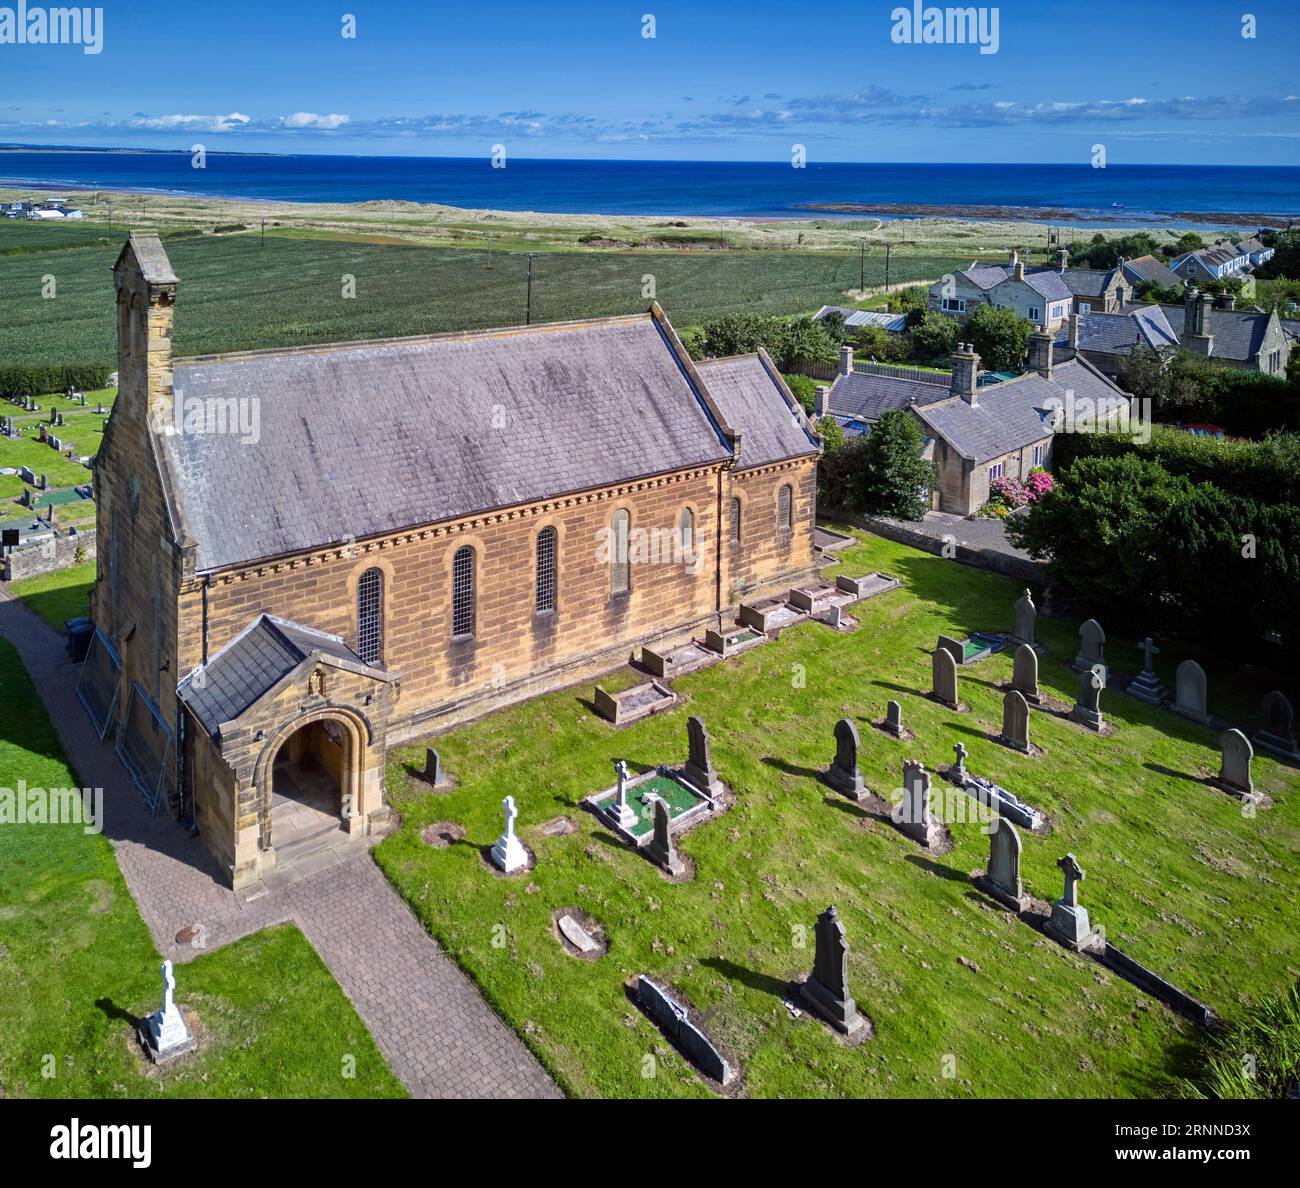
1079;302;1092;314
729;496;741;543
941;297;966;314
678;507;695;561
989;462;1005;481
1028;306;1041;322
535;527;557;614
451;546;476;639
610;508;630;596
356;567;384;666
777;484;793;533
1032;444;1045;467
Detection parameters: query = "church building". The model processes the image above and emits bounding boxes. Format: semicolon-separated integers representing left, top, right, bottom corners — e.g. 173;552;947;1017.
88;233;821;887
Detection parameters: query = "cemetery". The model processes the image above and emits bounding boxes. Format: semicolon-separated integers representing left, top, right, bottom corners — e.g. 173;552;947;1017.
372;528;1300;1098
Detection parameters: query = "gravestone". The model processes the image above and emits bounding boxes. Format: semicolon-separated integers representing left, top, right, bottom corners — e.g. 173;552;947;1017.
1001;689;1032;753
883;699;904;738
1173;659;1210;725
979;817;1026;911
682;715;721;795
825;718;866;800
937;635;965;666
1254;690;1300;762
931;646;959;709
1011;643;1040;704
635;976;734;1084
1070;664;1106;731
1127;637;1165;706
1043;853;1099;951
896;759;942;847
423;747;443;786
1012;588;1037;645
558;914;600;955
821;604;844;630
606;759;638;830
952;741;968;781
489;795;529;874
139;960;195;1064
645;795;686;877
799;905;865;1036
1073;619;1105;671
1217;728;1254;797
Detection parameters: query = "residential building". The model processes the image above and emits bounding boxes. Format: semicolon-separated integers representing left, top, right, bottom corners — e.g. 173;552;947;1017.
1234;236;1275;268
1133;288;1292;374
1168;242;1252;283
928;249;1111;331
1052;305;1181;378
1120;254;1183;293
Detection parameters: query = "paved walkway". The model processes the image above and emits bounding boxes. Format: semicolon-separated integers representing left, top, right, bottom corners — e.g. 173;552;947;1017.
0;590;560;1099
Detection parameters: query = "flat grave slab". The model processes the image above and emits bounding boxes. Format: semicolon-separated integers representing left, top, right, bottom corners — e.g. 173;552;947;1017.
738;598;807;635
639;638;719;680
593;679;677;726
702;624;767;658
835;571;901;601
585;766;714;844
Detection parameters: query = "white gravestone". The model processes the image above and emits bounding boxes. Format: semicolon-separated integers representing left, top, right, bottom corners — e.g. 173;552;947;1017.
490;794;529;873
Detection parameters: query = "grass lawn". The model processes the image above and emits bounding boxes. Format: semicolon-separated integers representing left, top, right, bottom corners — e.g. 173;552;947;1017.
0;637;406;1098
0;415;101;487
7;560;95;631
374;529;1300;1099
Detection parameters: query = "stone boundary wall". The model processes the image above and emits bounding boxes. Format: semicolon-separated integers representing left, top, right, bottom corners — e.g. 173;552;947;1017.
832;512;1045;583
1;528;96;582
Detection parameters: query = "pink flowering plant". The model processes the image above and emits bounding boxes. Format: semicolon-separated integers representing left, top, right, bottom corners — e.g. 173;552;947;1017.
980;469;1054;518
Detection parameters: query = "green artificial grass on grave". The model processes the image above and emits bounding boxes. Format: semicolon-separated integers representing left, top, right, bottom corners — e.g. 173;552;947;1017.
0;637;406;1098
374;529;1300;1100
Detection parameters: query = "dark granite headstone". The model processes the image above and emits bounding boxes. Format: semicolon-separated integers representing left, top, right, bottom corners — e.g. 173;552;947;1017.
635;976;734;1084
1254;690;1299;762
682;715;720;795
800;905;865;1036
645;795;686;876
825;718;865;800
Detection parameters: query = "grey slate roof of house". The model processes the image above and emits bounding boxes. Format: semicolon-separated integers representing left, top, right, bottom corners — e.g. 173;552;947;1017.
1053;306;1179;355
1189;246;1242;268
693;352;819;469
813;305;908;332
957;264;1073;303
914;360;1124;464
1058;267;1123;299
1155;304;1272;362
177;614;387;734
1121;255;1181;289
825;367;950;424
1235;237;1268;255
163;312;736;572
1281;319;1300;340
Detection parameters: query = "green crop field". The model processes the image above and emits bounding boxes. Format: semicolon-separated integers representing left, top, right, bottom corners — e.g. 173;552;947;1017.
0;230;965;368
0;219;121;255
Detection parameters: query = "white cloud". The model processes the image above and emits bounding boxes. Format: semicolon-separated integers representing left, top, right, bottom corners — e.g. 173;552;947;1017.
280;112;350;130
128;112;251;132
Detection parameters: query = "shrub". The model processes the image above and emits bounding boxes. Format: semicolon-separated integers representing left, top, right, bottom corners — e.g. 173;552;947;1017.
782;371;817;413
1178;981;1300;1100
0;364;111;399
819;410;936;520
963;304;1032;372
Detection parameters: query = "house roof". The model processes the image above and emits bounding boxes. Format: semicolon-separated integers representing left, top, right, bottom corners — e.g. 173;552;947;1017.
1053;306;1180;355
1121;255;1181;289
956;263;1074;304
1155;303;1274;362
813;305;909;332
161;308;738;571
1235;237;1268;255
914;359;1125;464
177;614;392;734
824;366;950;424
694;352;820;469
1058;267;1124;299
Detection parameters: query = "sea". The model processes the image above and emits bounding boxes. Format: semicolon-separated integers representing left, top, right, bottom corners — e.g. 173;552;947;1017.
1;151;1297;225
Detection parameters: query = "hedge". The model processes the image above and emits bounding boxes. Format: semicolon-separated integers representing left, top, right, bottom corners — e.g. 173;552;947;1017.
0;363;111;400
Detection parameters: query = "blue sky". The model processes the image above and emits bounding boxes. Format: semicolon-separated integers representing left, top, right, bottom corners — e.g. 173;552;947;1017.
1;0;1298;163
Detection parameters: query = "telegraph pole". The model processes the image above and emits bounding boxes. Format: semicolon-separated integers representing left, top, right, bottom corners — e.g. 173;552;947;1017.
885;243;892;292
525;253;535;325
486;231;494;270
260;219;266;247
859;240;866;293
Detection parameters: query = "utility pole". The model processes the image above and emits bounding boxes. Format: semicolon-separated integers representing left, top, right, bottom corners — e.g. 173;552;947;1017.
260;219;266;247
486;231;494;270
885;243;892;292
525;253;535;325
859;240;866;293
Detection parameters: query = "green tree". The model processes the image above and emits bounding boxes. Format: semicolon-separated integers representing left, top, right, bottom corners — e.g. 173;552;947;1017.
909;311;958;363
816;414;846;452
769;317;838;371
855;411;937;519
964;304;1032;372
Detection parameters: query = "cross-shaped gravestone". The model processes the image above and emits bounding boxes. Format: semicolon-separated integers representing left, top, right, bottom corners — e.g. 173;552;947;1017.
490;794;529;873
1057;853;1084;907
1141;637;1159;674
953;742;968;780
608;759;638;830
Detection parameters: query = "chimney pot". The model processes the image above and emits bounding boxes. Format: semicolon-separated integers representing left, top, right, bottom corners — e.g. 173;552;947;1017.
814;384;830;415
838;344;854;377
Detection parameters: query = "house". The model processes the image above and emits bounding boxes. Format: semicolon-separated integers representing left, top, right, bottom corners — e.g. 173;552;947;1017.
1052;305;1181;378
1120;254;1183;293
27;207;66;220
91;233;821;887
812;305;908;334
1234;236;1274;268
928;250;1103;331
1168;242;1251;283
823;334;1132;517
1146;288;1291;374
1052;250;1133;314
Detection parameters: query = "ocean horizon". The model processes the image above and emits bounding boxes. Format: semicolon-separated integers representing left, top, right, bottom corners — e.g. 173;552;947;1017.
1;150;1297;225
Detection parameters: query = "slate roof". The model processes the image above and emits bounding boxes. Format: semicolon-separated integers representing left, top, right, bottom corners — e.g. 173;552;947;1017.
1281;319;1300;341
956;263;1073;303
1121;255;1181;289
813;305;908;332
914;360;1125;464
1235;237;1268;256
177;614;389;734
1053;306;1179;355
162;311;736;571
1155;303;1273;362
693;352;819;470
825;367;950;424
1058;267;1123;299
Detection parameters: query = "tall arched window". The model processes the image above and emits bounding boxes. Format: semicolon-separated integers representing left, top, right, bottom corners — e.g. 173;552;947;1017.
729;497;742;544
356;567;384;665
535;527;557;614
678;507;695;561
777;484;793;533
610;508;631;595
452;546;476;639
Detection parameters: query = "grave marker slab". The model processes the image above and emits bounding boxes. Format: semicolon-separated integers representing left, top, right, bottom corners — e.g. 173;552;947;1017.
644;795;687;877
825;718;866;801
799;905;865;1036
1127;637;1166;706
682;715;721;796
931;647;960;709
1011;643;1040;704
1012;588;1037;646
1217;728;1255;798
978;818;1026;911
896;759;942;847
1254;690;1300;762
1043;853;1100;951
1070;664;1107;732
1173;659;1211;725
884;699;905;738
1000;688;1032;753
1073;619;1105;672
635;976;735;1084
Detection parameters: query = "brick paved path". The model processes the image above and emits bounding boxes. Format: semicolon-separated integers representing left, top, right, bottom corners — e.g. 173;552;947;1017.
0;590;560;1099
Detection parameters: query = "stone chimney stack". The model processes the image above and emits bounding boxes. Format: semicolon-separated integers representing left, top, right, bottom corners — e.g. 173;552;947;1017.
1010;248;1024;282
113;232;178;434
1056;247;1069;272
1214;291;1236;310
1068;313;1082;349
950;342;980;405
1186;291;1214;355
838;344;854;377
815;384;830;416
1028;328;1055;378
